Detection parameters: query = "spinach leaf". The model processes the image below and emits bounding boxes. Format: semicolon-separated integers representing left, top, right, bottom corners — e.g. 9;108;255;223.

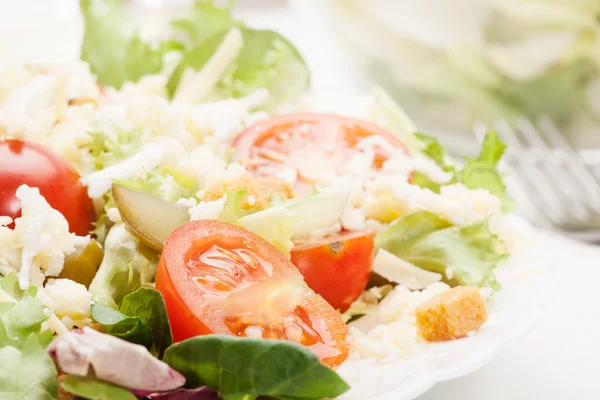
92;288;172;358
91;302;152;350
119;288;173;358
60;375;136;400
0;334;57;400
163;335;349;400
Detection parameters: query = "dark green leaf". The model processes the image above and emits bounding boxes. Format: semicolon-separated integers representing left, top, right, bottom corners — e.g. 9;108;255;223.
91;302;152;351
92;288;172;358
119;288;173;358
0;334;58;400
163;335;350;400
60;375;136;400
376;211;505;290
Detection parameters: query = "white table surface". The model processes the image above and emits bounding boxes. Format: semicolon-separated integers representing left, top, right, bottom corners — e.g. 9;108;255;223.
2;2;600;398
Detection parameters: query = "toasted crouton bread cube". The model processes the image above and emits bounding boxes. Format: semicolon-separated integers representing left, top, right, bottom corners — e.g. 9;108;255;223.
416;286;487;342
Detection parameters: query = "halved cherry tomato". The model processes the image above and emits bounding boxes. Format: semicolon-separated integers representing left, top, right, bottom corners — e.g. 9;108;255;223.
232;113;409;190
0;139;95;236
292;231;375;312
155;220;353;368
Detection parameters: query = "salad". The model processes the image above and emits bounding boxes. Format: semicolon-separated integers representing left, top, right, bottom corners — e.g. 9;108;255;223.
0;1;532;399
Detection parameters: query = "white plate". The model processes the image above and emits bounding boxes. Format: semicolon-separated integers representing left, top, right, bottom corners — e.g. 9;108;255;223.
336;223;555;400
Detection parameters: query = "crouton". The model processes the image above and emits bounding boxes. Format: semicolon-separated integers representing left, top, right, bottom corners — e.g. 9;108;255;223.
57;374;73;400
203;173;294;209
415;286;487;342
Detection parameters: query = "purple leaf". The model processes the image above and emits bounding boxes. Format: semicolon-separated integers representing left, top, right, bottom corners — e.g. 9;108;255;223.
48;327;185;392
144;387;222;400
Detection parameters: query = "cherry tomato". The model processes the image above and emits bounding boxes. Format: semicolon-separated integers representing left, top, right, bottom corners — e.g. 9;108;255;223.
0;139;95;236
232;113;409;190
156;220;353;368
292;231;375;312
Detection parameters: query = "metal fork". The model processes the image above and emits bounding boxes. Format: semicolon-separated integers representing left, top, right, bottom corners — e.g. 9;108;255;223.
473;116;600;242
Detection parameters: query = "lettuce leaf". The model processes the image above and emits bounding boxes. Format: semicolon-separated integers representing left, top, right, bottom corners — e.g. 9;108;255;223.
375;211;505;290
80;0;182;89
89;224;160;308
115;169;197;204
460;131;513;210
170;0;239;47
0;334;58;400
0;273;50;348
92;288;172;358
168;27;309;110
0;273;57;400
88;127;143;171
238;207;297;257
413;131;513;210
60;375;136;400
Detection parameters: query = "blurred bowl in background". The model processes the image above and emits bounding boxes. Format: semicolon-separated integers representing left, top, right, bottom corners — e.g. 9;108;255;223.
292;0;600;149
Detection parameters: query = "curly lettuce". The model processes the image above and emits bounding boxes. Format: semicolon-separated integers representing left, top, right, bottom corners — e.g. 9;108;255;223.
375;211;505;290
413;131;513;210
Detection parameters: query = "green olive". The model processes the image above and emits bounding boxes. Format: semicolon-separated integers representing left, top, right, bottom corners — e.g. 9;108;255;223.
111;183;190;252
58;240;104;288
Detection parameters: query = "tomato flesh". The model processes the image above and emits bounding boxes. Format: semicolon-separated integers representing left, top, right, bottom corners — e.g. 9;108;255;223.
156;220;353;368
292;231;375;312
232;113;409;187
0;139;95;235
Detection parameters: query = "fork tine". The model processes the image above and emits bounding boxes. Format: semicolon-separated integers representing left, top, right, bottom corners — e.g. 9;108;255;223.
537;116;600;215
515;118;590;222
492;121;569;225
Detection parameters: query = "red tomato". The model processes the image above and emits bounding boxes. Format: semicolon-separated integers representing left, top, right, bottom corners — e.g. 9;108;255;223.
232;113;409;191
156;220;353;368
0;139;95;236
292;231;375;312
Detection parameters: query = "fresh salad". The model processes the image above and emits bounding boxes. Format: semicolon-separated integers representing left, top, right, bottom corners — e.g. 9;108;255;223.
0;1;531;400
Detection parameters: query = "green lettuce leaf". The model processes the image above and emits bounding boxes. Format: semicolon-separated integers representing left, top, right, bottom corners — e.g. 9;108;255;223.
92;288;172;358
88;127;143;171
411;133;457;192
80;0;182;89
89;224;160;308
168;27;309;110
60;375;136;400
375;211;505;290
0;273;50;348
163;335;349;400
0;273;56;400
413;131;513;210
459;131;513;210
170;0;239;47
238;207;297;257
217;189;248;223
115;169;197;204
0;334;58;400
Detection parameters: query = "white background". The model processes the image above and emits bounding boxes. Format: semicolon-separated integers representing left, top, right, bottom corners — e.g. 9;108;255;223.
1;1;600;398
